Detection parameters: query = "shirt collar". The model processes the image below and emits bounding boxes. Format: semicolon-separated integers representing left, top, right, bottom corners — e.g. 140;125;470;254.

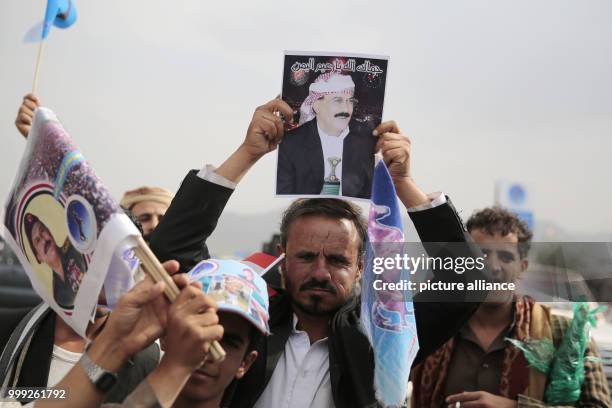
316;122;350;141
458;301;518;351
291;314;329;344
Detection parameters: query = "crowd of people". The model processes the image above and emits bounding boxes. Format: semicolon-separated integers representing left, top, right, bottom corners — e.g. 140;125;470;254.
0;91;609;408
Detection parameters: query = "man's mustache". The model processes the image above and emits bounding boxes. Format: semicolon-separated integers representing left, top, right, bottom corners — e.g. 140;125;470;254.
334;112;350;119
299;279;337;294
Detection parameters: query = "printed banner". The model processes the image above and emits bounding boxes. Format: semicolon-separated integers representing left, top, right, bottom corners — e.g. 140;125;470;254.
360;161;419;407
1;108;140;336
277;51;389;200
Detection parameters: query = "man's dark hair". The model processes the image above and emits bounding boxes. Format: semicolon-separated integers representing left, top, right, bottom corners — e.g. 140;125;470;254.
279;198;367;254
466;206;533;258
246;326;263;355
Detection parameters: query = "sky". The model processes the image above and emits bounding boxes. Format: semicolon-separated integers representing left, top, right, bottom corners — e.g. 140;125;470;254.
1;0;611;239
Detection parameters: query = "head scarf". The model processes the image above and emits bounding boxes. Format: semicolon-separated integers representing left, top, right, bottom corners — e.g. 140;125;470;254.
299;72;355;125
119;186;174;210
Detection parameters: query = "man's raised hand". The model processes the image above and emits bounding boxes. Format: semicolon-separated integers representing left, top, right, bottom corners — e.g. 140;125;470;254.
242;97;294;160
373;120;429;208
15;93;40;139
215;97;294;183
373;120;412;183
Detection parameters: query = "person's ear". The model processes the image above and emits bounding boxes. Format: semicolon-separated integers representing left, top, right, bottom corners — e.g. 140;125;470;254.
520;258;529;274
160;337;167;352
235;351;258;379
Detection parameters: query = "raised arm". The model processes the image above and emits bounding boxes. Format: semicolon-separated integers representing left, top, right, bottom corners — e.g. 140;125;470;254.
372;120;489;364
148;98;293;272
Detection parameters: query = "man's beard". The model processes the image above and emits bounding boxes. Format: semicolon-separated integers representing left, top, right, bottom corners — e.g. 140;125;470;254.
292;294;337;317
288;278;358;317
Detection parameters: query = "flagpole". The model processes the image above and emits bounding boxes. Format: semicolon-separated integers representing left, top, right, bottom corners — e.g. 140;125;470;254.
133;236;226;362
32;39;45;94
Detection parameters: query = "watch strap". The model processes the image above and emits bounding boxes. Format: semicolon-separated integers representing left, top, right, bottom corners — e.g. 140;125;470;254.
79;351;119;392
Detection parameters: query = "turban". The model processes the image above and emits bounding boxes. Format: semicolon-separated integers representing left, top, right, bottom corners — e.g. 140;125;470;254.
120;186;174;209
299;73;355;125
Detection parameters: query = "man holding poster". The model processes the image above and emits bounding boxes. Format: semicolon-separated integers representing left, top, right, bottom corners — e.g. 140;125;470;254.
149;95;490;407
277;52;388;199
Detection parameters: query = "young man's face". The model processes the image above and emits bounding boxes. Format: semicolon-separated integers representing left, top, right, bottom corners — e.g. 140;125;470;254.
470;229;528;304
180;312;258;402
130;200;168;240
281;215;362;316
313;93;355;135
31;220;60;266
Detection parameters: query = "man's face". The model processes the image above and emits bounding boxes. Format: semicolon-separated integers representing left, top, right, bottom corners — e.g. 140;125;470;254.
31;220;60;266
313;93;355;135
181;313;258;402
281;215;362;316
470;229;528;304
130;201;168;240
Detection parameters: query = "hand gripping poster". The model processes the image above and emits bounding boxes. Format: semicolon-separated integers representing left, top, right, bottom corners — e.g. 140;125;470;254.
1;108;140;336
276;51;389;200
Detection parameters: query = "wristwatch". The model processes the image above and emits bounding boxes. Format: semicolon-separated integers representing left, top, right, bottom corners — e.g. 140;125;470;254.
79;351;119;392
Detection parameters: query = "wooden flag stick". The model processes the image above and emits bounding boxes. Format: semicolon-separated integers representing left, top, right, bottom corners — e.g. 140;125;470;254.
32;40;46;94
133;236;226;362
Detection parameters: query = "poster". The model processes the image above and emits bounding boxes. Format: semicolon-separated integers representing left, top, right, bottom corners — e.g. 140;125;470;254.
1;108;140;336
276;51;389;200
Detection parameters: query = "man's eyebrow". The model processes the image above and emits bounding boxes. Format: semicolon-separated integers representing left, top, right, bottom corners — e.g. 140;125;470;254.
326;253;349;261
295;250;317;256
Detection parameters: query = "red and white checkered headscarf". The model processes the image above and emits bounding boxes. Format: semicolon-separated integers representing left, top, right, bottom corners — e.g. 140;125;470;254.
299;73;355;125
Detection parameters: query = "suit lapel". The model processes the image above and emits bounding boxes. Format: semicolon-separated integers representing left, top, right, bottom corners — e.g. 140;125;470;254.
306;119;325;188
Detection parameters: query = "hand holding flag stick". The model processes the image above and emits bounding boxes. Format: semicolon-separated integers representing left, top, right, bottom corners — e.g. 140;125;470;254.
132;235;226;362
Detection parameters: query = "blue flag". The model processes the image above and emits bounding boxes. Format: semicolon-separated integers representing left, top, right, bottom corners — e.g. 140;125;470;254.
360;161;419;407
42;0;77;39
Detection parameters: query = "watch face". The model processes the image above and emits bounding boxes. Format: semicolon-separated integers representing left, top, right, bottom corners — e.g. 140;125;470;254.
96;372;118;391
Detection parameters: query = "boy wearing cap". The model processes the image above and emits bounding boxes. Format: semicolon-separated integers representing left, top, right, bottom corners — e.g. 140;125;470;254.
112;259;270;408
167;259;270;408
31;259;269;408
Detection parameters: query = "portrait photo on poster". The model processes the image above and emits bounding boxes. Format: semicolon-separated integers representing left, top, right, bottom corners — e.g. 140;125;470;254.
1;108;139;335
276;51;389;200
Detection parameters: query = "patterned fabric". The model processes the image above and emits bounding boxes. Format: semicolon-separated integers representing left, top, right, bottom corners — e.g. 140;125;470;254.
410;297;611;407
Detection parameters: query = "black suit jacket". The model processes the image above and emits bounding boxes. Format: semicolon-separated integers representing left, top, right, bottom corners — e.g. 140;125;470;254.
277;118;375;199
149;170;234;272
0;306;159;403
